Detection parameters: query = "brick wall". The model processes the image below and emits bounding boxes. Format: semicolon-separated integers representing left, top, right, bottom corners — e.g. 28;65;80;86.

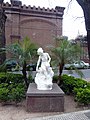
3;2;65;50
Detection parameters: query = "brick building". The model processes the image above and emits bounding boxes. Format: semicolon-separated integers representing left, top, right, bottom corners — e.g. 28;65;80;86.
75;35;89;62
71;35;89;63
2;1;65;50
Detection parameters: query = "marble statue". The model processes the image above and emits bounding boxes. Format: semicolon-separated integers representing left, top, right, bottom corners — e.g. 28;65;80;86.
35;48;54;90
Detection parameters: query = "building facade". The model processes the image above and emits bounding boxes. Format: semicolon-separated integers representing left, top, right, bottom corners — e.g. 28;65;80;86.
71;35;89;63
2;1;65;50
75;35;89;62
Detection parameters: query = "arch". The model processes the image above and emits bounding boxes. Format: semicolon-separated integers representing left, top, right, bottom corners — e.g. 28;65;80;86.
20;18;57;27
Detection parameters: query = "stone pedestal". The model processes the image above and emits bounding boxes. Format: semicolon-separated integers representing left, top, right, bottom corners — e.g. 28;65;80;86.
26;83;64;112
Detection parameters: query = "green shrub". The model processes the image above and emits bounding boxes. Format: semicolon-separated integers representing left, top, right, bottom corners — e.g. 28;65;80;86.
0;73;7;83
0;72;26;103
28;74;34;83
61;74;75;94
53;75;59;83
10;83;25;103
0;83;10;101
74;87;90;105
74;78;87;88
61;74;90;105
0;72;24;84
61;74;88;94
6;73;24;83
0;64;6;72
86;82;90;88
0;83;25;103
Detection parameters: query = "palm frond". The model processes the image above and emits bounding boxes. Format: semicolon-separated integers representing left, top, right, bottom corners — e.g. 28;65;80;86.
5;37;38;65
51;36;83;78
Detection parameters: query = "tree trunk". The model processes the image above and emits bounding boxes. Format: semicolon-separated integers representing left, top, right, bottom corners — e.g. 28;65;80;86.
22;61;29;89
0;7;7;64
57;63;64;85
84;9;90;64
87;30;90;63
76;0;90;64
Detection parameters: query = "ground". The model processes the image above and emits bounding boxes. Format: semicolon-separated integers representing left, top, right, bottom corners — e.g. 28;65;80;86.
0;95;90;120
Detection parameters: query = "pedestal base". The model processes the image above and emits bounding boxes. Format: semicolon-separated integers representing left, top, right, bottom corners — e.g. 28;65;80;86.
26;83;64;112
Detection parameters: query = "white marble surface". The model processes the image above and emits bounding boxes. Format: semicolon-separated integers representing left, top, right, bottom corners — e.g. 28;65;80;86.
35;48;54;90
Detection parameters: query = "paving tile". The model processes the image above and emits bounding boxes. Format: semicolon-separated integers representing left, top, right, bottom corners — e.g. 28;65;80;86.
27;110;90;120
85;112;90;119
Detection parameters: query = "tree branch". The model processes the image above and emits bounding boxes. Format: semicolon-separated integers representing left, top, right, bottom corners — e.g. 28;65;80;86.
66;0;73;14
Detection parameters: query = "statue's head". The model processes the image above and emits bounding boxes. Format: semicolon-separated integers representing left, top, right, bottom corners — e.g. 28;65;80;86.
37;48;43;55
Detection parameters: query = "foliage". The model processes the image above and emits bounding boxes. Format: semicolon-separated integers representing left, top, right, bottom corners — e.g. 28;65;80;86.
51;37;82;66
6;37;37;64
53;75;59;83
61;74;87;94
0;72;25;103
59;74;90;105
0;83;10;102
51;36;83;85
5;37;38;88
28;74;34;83
61;75;76;94
10;83;25;103
0;72;24;84
0;64;7;72
74;87;90;105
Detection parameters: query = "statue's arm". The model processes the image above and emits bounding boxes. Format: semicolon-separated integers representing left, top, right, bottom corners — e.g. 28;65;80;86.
36;56;41;71
47;53;51;63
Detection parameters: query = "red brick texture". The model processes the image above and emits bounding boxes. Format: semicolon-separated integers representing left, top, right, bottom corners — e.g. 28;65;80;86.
3;2;65;49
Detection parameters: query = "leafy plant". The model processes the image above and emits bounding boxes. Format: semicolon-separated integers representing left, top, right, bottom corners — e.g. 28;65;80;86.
0;83;10;102
0;72;26;103
0;72;24;84
10;83;25;103
61;75;75;94
74;88;90;105
5;37;38;88
61;74;88;93
28;74;34;83
53;75;59;83
0;64;7;72
51;36;83;85
60;74;90;105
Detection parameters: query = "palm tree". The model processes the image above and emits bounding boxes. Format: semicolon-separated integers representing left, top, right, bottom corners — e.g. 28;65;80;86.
51;36;83;85
6;37;37;88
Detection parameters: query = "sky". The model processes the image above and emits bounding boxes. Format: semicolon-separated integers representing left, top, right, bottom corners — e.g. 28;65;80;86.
4;0;87;40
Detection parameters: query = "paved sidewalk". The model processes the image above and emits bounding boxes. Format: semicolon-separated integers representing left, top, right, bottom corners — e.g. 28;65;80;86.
26;110;90;120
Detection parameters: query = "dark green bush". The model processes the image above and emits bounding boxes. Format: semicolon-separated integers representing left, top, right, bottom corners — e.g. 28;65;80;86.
0;64;6;72
61;74;90;105
0;72;25;103
53;75;59;83
61;74;75;94
61;74;87;94
73;78;87;88
10;83;25;103
28;74;34;83
0;72;24;84
74;87;90;105
0;72;7;83
0;83;10;101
